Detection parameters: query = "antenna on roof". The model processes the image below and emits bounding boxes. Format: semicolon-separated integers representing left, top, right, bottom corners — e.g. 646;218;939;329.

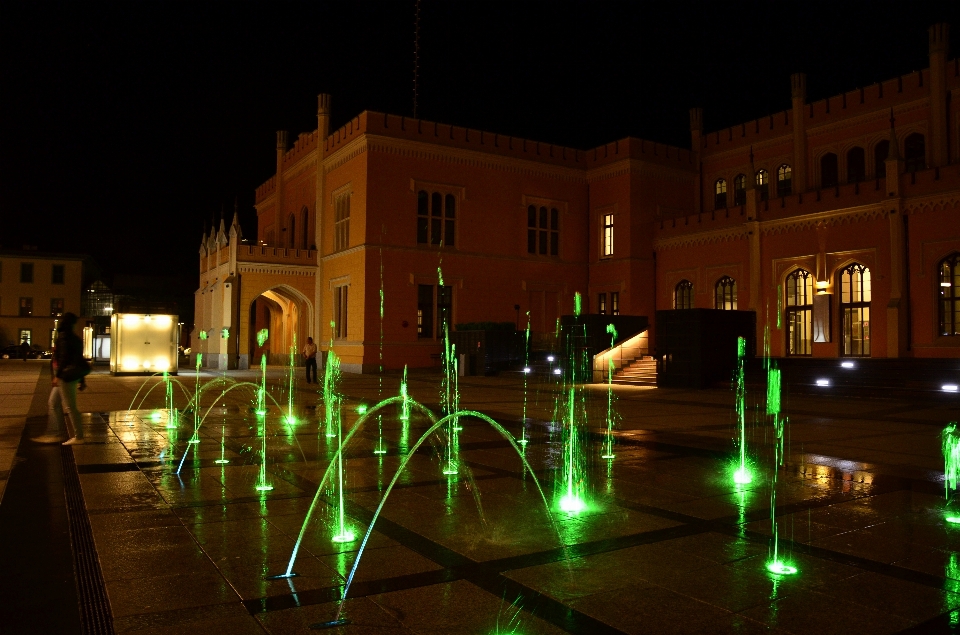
412;0;421;118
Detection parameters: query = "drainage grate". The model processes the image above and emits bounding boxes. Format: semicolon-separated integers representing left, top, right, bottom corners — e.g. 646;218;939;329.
61;446;116;635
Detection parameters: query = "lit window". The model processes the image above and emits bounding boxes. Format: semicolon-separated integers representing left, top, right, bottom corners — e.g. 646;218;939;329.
50;298;64;317
755;169;769;201
785;269;814;355
18;329;31;346
527;205;559;257
333;285;348;339
733;174;747;206
715;277;737;310
334;193;350;251
714;179;727;210
940;253;960;336
839;263;871;357
674;280;693;310
416;283;453;339
602;214;614;257
598;293;607;315
776;165;792;197
417;190;456;246
19;297;33;317
611;292;620;316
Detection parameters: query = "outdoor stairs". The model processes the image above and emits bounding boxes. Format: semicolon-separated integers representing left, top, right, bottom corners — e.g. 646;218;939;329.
612;357;657;387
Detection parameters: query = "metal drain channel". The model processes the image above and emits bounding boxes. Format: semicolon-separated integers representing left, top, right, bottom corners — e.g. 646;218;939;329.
60;445;116;635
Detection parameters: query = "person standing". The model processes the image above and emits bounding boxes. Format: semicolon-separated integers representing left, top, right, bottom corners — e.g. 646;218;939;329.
19;338;30;361
52;313;88;446
302;336;318;384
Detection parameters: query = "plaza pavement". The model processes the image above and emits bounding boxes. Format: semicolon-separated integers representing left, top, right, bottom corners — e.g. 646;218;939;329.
1;359;959;634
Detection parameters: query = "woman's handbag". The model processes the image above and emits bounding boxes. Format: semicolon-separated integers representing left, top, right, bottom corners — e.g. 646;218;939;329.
60;359;91;382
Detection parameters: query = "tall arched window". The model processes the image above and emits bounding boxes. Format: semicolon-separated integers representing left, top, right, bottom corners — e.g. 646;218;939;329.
846;147;866;183
714;178;727;210
905;133;926;172
300;206;310;249
733;174;747;206
785;269;813;355
715;277;737;310
874;140;890;178
821;153;839;188
940;253;960;336
674;280;693;310
839;263;871;357
288;214;296;248
755;169;769;201
776;165;792;197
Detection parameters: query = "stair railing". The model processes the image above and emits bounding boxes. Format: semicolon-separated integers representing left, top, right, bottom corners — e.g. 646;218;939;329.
592;330;649;383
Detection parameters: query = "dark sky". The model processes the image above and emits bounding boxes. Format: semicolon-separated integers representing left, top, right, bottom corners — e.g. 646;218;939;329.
2;1;957;287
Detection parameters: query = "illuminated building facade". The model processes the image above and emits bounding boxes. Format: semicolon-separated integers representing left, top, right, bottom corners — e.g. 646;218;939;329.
195;24;959;371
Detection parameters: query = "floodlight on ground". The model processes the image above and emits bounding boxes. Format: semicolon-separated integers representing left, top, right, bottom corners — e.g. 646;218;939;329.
841;361;855;369
553;368;562;375
547;355;555;362
944;384;959;393
523;367;531;373
816;379;830;386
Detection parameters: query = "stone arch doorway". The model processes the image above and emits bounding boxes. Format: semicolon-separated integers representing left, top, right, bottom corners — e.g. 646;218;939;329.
246;285;313;367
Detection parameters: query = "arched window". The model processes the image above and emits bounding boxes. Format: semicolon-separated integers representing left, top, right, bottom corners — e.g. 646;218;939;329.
785;269;813;355
821;153;838;188
940;253;960;336
847;147;866;183
839;263;871;356
755;169;769;201
733;174;747;206
674;280;693;310
874;140;890;178
904;133;926;172
300;206;310;249
288;214;296;248
714;178;727;210
776;164;792;197
715;277;737;310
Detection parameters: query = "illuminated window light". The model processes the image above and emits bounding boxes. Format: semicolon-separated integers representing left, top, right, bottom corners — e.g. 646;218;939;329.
816;378;830;386
944;384;959;393
841;361;855;369
553;368;562;375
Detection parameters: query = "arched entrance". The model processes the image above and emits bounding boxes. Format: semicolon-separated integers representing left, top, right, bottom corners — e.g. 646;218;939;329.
246;285;313;367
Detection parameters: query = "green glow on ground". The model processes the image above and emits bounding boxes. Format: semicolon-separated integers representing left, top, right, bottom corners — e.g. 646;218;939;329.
602;453;615;459
558;494;586;513
150;411;162;422
332;530;356;543
214;459;230;464
518;438;529;445
373;449;387;455
255;410;267;416
187;437;200;444
285;416;297;425
766;561;798;575
442;462;459;475
733;466;754;484
943;423;960;498
255;485;274;491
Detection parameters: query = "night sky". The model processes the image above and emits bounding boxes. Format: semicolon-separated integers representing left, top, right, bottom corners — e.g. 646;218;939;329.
2;1;957;289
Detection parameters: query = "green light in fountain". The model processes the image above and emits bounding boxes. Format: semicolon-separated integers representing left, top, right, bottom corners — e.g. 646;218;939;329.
766;561;798;576
558;493;586;513
602;323;618;459
399;365;410;423
331;529;356;543
356;404;368;415
573;291;582;316
942;422;960;523
221;328;229;339
256;328;269;347
732;336;750;486
198;330;208;340
733;465;754;484
214;426;229;464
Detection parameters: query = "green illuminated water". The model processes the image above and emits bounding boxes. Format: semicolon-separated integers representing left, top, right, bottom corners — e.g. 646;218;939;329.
441;321;460;476
943;423;960;522
323;350;354;543
255;354;273;492
400;365;410;424
766;361;795;575
558;293;587;513
602;323;617;460
375;248;386;455
520;312;531;447
732;337;752;484
286;333;296;426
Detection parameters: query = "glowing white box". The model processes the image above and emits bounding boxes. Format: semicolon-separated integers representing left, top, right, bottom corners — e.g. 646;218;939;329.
110;313;179;374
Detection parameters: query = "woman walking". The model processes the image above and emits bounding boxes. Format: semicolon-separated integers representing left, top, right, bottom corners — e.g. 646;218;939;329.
52;313;88;446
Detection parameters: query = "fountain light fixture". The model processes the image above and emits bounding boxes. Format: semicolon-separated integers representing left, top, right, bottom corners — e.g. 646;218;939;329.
558;493;586;513
816;379;830;386
766;561;798;575
944;384;959;393
331;530;356;543
553;368;562;375
523;367;531;373
255;484;274;491
733;466;753;484
946;515;960;524
214;458;230;464
841;361;855;369
547;355;555;362
356;404;368;415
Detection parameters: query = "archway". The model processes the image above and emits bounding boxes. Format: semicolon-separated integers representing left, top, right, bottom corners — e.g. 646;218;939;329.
246;285;313;367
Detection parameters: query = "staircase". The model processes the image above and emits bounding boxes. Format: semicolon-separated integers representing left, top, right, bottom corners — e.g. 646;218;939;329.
612;357;658;386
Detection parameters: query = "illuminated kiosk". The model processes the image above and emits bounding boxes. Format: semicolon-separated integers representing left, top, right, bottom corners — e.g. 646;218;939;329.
110;313;179;375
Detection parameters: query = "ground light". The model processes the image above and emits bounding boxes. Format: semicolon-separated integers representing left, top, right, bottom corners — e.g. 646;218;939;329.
944;385;959;393
816;379;830;386
553;368;562;375
558;493;586;513
946;516;960;524
766;561;798;575
841;361;855;368
733;466;754;484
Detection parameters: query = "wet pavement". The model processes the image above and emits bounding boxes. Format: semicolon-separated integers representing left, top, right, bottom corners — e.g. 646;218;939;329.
2;360;960;634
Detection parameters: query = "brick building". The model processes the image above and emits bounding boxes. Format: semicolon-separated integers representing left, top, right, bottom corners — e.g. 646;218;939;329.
194;23;959;372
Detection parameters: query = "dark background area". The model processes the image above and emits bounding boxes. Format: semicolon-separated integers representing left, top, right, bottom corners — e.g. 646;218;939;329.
1;1;957;291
